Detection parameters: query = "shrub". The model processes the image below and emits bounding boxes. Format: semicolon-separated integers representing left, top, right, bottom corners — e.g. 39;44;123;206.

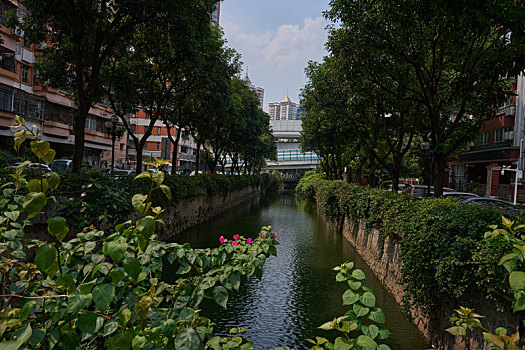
0;118;278;349
297;176;516;313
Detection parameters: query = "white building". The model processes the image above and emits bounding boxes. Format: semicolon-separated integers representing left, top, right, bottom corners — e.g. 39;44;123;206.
269;96;298;120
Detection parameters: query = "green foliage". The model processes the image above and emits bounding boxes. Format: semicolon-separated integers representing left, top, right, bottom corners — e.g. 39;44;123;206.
295;171;324;201
0;118;278;349
309;262;391;350
297;175;516;314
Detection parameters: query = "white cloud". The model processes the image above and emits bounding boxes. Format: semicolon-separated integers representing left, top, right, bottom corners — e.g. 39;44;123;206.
223;16;327;70
222;16;328;108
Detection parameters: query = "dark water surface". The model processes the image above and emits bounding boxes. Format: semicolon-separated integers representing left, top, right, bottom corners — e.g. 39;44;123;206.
171;192;429;349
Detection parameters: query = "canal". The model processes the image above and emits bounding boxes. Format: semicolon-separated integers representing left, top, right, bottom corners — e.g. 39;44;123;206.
173;191;428;349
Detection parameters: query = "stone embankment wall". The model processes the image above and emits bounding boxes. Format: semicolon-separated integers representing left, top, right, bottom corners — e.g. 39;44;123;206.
325;215;519;350
156;185;264;241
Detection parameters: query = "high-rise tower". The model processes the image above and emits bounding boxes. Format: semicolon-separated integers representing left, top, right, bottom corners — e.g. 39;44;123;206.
243;72;264;110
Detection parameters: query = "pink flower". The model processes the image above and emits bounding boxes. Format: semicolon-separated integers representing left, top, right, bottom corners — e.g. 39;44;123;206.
258;233;261;236
219;236;227;244
273;233;277;239
233;234;240;240
262;234;266;238
247;238;253;244
231;241;239;247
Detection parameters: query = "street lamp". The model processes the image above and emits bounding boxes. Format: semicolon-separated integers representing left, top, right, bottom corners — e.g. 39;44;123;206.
421;141;432;197
105;115;123;173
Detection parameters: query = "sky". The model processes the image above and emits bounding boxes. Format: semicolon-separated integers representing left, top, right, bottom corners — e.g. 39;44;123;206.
219;0;331;112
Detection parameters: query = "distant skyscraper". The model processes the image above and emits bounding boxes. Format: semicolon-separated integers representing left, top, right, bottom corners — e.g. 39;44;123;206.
211;2;220;26
243;72;264;110
269;96;298;120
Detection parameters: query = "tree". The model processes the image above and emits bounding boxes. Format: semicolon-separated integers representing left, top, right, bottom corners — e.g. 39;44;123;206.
327;0;516;195
169;29;240;174
300;58;357;180
102;0;220;174
225;79;275;175
20;0;154;172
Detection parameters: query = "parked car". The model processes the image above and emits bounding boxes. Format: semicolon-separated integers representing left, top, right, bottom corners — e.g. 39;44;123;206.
12;162;52;173
460;197;523;216
50;159;72;173
402;184;455;198
386;184;407;193
429;192;479;200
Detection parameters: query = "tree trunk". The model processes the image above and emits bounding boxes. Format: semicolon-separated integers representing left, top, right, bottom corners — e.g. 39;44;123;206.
166;125;181;175
433;154;446;197
194;140;201;174
72;101;90;173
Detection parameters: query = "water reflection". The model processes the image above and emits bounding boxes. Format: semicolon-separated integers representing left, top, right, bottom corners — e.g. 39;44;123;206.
170;191;428;349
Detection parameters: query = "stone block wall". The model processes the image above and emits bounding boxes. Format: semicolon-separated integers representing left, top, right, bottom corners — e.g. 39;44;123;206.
331;215;520;349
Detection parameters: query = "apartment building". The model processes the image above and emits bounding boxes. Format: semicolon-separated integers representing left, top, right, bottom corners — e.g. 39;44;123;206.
128;110;197;172
453;74;525;201
0;0;126;169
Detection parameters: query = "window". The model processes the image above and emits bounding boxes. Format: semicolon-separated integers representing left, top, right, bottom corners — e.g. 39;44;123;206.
0;48;16;73
21;64;30;84
476;131;489;146
120;144;125;151
85;117;96;130
157;127;161;135
23;40;31;49
156;143;159;150
495;128;510;143
181;146;188;154
0;88;13;112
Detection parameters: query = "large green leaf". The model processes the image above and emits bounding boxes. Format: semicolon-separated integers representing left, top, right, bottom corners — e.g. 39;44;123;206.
27;179;48;193
103;237;128;262
132;194;147;212
333;336;352;350
353;303;370;317
23;192;47;214
174;328;202;350
356;335;377;348
108;330;134;350
77;311;97;334
0;324;32;350
35;245;56;273
93;284;115;312
213;286;228;309
136;217;156;239
47;217;69;242
342;289;359;305
351;269;366;280
46;172;60;191
160;184;172;201
30;140;50;159
509;271;525;291
123;258;141;280
360;291;376;307
368;307;386;324
229;271;241;291
66;293;93;313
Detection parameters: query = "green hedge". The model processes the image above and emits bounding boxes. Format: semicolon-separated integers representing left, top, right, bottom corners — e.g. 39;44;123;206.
296;173;520;313
49;171;274;229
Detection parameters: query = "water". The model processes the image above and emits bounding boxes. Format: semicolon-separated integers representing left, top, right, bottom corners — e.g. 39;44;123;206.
171;192;429;349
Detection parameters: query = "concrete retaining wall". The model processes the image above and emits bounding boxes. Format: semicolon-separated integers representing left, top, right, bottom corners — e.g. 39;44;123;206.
325;213;520;349
156;185;264;241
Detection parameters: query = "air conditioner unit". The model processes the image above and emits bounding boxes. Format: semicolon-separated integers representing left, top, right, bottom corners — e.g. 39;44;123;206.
504;131;514;141
14;28;24;37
